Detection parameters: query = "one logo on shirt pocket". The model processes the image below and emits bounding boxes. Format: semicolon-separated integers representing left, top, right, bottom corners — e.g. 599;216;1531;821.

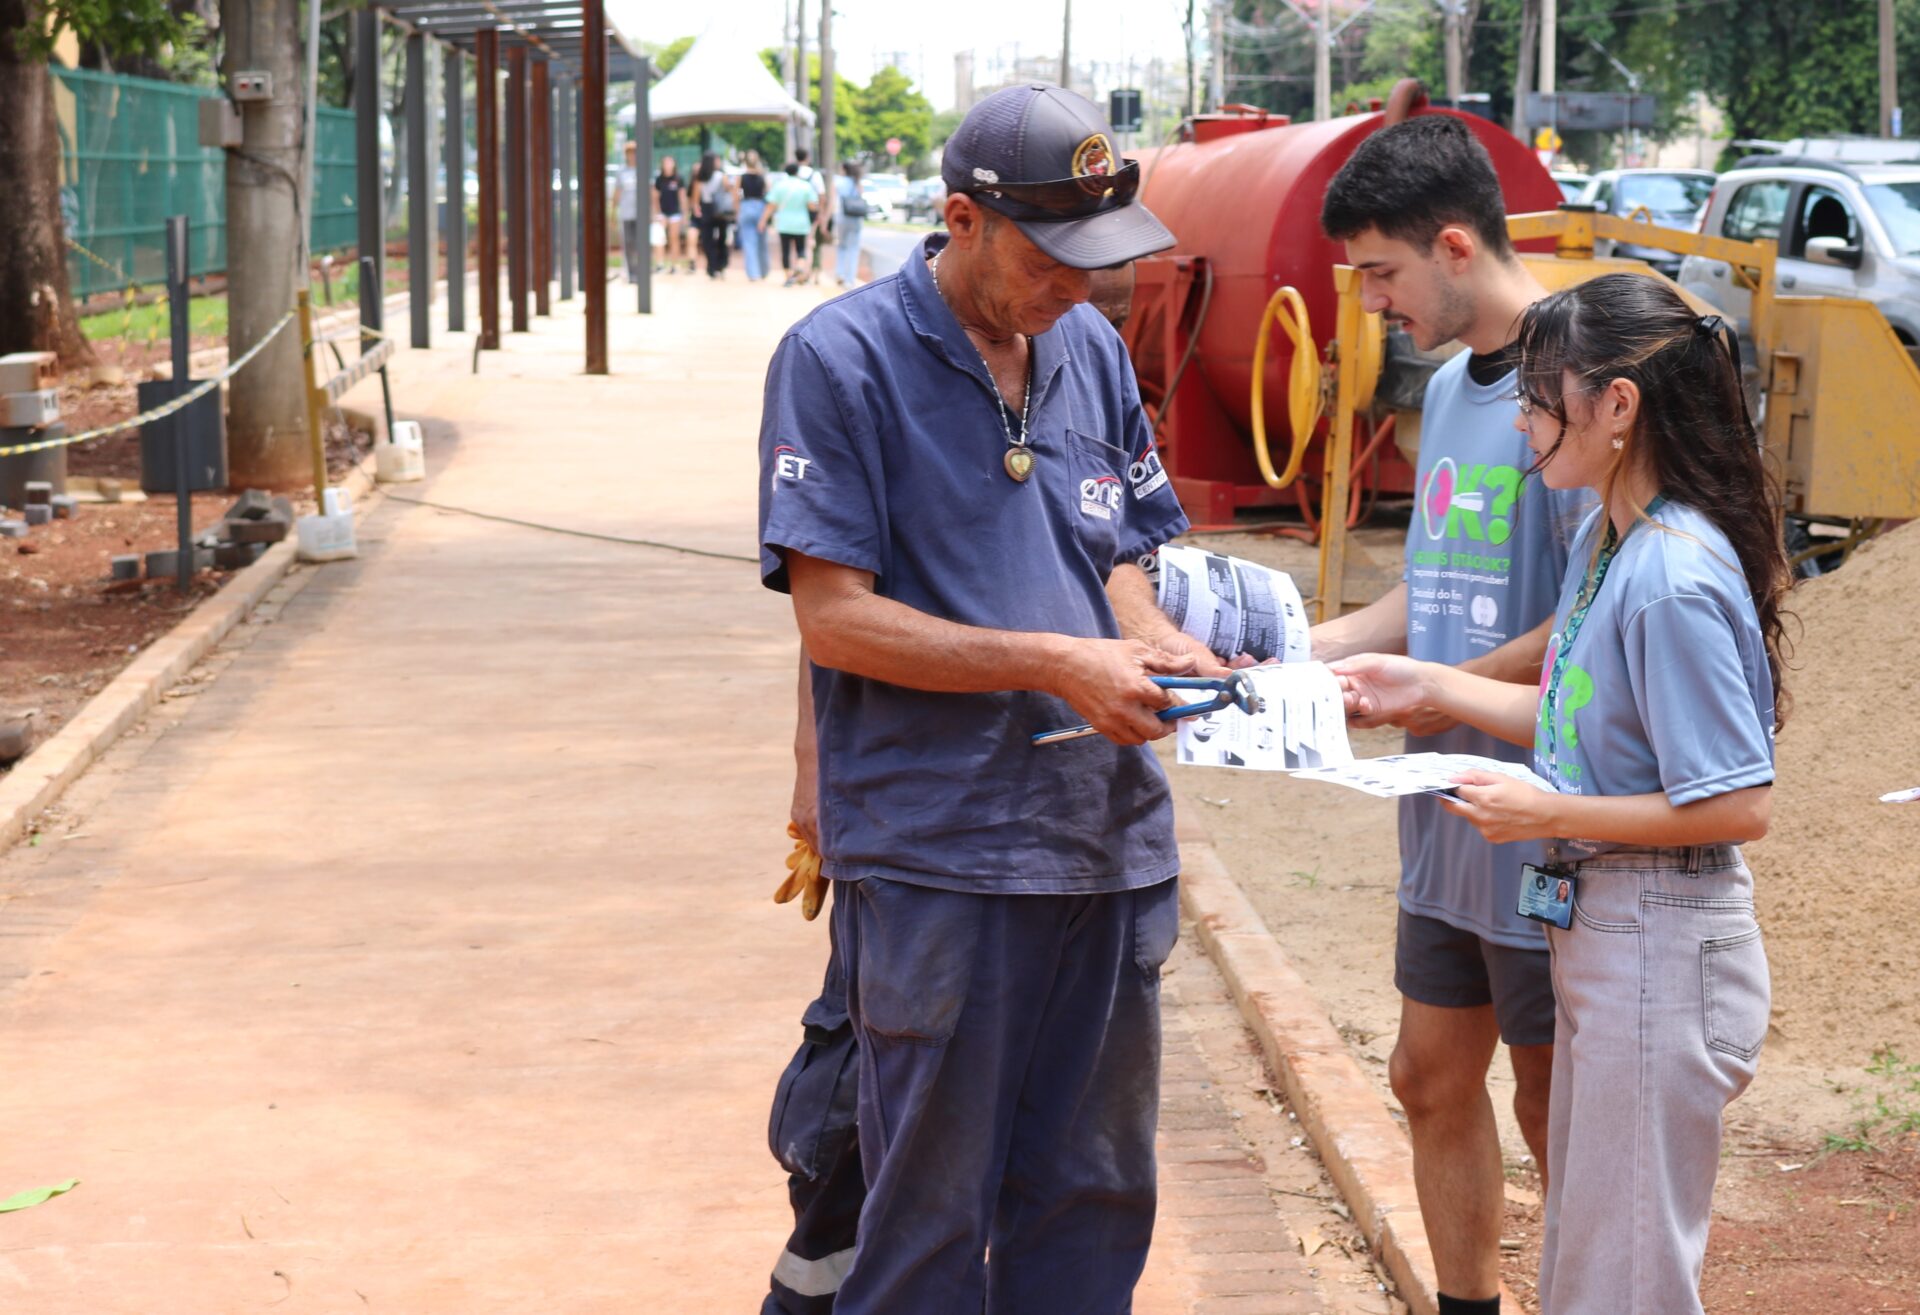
1080;475;1122;520
772;444;813;483
1129;447;1170;500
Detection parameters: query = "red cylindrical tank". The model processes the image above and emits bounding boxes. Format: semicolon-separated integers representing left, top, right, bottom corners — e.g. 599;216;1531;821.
1125;106;1563;523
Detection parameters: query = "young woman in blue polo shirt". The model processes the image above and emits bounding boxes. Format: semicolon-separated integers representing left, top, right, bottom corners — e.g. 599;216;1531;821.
1335;273;1791;1314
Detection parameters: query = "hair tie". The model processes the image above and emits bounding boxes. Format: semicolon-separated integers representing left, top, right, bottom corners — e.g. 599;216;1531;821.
1695;314;1724;337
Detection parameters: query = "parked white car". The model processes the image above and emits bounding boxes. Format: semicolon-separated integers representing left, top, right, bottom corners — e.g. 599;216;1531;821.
1678;156;1920;346
861;172;909;222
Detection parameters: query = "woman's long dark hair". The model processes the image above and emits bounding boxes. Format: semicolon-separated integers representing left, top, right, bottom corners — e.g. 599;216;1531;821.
695;152;717;185
1514;273;1792;726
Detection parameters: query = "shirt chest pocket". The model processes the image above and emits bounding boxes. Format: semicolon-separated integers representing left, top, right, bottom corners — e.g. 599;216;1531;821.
1065;428;1129;572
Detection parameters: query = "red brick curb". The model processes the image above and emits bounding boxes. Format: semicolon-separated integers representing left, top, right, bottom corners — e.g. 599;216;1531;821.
1177;807;1441;1315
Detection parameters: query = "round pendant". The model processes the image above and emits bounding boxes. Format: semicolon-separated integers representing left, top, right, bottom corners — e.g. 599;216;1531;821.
1004;446;1035;483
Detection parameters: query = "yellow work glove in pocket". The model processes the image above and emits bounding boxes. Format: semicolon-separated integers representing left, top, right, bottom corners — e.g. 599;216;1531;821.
774;822;828;921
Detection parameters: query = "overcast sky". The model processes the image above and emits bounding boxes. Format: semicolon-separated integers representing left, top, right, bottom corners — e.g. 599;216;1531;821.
605;0;1198;111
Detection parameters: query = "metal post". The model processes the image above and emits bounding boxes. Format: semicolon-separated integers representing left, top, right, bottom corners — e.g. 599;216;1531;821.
406;32;430;348
355;6;383;335
1881;0;1898;139
558;72;575;302
165;215;193;594
446;46;466;331
507;44;529;333
298;290;328;506
476;29;500;349
1313;0;1330;120
583;0;608;373
634;55;652;315
532;57;551;316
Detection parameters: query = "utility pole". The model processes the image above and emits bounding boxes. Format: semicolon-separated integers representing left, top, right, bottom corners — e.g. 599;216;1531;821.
1511;0;1540;145
1314;0;1330;120
782;0;796;163
795;0;810;154
1208;0;1224;111
1541;0;1557;96
221;0;309;487
819;1;835;206
1442;2;1465;104
1183;0;1197;120
1060;0;1071;94
1881;0;1898;139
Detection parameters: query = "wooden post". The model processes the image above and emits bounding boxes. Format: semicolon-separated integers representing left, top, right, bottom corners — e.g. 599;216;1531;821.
532;57;551;316
507;44;529;333
582;0;608;374
476;28;500;349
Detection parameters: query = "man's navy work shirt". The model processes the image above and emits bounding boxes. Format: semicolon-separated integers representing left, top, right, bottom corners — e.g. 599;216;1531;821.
758;234;1191;894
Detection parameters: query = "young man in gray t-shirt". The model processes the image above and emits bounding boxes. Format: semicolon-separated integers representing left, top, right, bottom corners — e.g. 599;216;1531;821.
1309;116;1588;1315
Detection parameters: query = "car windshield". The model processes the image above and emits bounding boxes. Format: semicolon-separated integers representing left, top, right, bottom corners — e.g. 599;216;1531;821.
1865;181;1920;255
1558;179;1586;203
1618;174;1714;215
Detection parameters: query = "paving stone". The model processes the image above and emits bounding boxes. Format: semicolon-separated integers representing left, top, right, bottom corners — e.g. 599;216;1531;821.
214;541;266;570
225;515;288;545
145;547;213;578
49;494;76;519
225;488;273;521
0;520;26;538
109;554;141;581
23;504;51;525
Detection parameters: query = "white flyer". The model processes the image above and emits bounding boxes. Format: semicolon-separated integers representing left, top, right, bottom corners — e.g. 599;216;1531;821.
1175;663;1353;771
1289;753;1558;799
1171;662;1558;799
1150;544;1310;665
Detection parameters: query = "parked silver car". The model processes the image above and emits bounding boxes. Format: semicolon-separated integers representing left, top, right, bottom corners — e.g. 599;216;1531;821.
1678;157;1920;346
1579;168;1717;278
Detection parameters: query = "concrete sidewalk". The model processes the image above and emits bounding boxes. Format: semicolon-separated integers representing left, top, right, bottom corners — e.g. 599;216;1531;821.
0;274;1389;1313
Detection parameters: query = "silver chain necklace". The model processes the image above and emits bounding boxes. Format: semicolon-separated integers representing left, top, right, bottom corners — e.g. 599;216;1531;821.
932;249;1035;483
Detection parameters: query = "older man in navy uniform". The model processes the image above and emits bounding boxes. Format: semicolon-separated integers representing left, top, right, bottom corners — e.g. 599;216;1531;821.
758;84;1213;1313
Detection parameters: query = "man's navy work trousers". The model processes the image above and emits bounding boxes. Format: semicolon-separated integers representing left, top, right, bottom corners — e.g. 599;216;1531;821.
830;874;1179;1314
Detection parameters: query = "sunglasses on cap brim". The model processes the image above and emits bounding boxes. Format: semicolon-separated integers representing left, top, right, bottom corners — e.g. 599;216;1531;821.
965;159;1142;222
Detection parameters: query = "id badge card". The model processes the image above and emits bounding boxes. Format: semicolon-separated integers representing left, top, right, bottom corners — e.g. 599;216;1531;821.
1518;864;1578;930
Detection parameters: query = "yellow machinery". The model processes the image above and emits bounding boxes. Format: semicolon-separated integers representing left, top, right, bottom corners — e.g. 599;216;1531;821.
1303;207;1920;617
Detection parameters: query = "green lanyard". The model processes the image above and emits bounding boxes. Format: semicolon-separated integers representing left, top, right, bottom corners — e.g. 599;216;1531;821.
1541;497;1665;770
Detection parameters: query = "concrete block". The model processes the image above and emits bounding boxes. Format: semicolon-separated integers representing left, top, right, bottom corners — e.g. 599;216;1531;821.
226;515;288;545
49;494;76;519
110;554;141;581
22;480;51;505
214;540;266;570
23;504;51;526
270;495;294;522
0;520;26;539
96;477;124;503
225;489;274;521
145;547;214;578
1;389;60;427
0;351;57;393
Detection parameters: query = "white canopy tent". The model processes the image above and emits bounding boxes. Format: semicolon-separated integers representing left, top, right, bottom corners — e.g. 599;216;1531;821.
643;27;816;129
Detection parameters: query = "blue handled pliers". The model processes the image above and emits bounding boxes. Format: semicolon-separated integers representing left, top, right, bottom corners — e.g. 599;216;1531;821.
1032;671;1265;746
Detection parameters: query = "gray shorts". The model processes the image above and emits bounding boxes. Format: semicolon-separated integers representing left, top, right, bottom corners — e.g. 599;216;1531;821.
1394;908;1555;1047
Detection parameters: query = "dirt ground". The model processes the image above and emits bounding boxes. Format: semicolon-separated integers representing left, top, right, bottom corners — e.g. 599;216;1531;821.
3;355;373;781
1170;512;1920;1311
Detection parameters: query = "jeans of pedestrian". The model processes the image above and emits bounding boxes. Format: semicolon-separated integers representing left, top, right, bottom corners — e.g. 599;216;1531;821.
835;218;863;285
739;200;769;280
1538;846;1769;1315
698;208;731;276
619;218;640;281
831;875;1178;1315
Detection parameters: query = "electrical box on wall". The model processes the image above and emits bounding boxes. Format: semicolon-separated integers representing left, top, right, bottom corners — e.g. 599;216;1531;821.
198;98;243;148
231;71;272;101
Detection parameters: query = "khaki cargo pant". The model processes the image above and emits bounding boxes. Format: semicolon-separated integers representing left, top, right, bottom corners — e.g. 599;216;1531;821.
1538;846;1770;1315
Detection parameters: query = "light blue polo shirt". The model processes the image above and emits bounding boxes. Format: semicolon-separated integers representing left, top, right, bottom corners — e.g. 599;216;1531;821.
757;234;1192;893
1535;501;1776;856
1400;351;1593;949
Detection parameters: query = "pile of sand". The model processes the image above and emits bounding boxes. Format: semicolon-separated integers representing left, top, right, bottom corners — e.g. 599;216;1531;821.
1747;521;1920;1071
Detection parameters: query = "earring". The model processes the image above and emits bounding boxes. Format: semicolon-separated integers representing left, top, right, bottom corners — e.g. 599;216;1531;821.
1611;431;1625;450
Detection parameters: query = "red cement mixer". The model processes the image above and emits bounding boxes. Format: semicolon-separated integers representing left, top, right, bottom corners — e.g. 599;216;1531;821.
1122;86;1564;529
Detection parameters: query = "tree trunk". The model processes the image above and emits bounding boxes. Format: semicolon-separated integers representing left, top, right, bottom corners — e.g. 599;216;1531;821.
0;3;94;365
1511;0;1542;144
221;0;310;488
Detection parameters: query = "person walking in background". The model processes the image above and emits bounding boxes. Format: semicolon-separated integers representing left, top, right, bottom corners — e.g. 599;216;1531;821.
656;154;689;275
694;153;735;280
765;161;818;287
738;150;770;282
615;140;642;283
833;162;867;288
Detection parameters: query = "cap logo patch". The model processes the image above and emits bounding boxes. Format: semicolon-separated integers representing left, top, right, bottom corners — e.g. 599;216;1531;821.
972;166;1000;184
1072;134;1116;194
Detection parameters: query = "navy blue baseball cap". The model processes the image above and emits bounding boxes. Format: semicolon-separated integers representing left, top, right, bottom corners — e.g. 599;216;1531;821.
941;84;1175;269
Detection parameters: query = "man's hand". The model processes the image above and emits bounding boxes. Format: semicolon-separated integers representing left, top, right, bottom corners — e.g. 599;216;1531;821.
1153;630;1233;679
1393;705;1461;737
1440;772;1559;844
1053;639;1196;745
